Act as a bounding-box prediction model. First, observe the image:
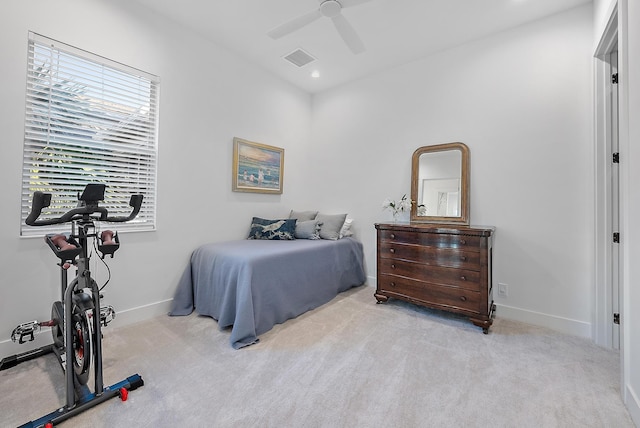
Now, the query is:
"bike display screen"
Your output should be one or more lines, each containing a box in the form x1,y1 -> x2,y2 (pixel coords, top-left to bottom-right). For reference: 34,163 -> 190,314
79,184 -> 106,203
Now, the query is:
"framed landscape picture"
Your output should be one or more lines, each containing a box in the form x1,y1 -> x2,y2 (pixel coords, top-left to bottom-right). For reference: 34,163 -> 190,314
232,137 -> 284,194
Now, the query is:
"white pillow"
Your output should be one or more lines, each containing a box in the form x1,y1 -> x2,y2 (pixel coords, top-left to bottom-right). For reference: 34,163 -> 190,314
339,217 -> 353,238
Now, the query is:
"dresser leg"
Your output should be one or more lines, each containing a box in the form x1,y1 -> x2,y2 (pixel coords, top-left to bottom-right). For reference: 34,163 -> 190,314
374,293 -> 388,303
470,318 -> 493,334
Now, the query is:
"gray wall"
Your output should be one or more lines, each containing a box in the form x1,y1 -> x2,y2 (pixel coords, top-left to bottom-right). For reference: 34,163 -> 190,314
0,0 -> 312,354
311,6 -> 594,336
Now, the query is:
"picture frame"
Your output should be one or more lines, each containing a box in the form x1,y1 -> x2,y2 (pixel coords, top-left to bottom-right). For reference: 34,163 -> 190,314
232,137 -> 284,194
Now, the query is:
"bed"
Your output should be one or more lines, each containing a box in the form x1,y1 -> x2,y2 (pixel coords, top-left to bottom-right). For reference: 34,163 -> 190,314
169,237 -> 366,349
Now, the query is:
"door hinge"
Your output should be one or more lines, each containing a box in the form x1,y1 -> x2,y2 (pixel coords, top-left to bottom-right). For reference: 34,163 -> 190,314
614,313 -> 620,325
612,73 -> 619,84
613,152 -> 620,163
613,232 -> 620,243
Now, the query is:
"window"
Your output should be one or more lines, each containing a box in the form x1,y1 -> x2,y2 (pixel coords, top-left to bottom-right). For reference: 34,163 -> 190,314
20,32 -> 159,237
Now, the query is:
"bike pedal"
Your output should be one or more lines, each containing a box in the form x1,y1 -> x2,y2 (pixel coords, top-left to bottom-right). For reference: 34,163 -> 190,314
100,305 -> 116,327
11,321 -> 41,344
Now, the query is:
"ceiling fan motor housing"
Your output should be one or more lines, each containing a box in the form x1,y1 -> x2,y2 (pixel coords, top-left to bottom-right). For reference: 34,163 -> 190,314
320,0 -> 342,18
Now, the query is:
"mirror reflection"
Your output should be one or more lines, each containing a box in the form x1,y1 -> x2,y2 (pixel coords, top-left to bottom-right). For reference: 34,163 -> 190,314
411,142 -> 469,225
418,150 -> 461,217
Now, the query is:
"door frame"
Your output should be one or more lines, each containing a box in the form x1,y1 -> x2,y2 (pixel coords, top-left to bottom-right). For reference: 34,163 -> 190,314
593,5 -> 619,349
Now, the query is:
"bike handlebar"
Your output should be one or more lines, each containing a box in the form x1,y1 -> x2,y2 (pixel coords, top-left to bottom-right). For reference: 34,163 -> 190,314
25,189 -> 144,227
104,194 -> 144,223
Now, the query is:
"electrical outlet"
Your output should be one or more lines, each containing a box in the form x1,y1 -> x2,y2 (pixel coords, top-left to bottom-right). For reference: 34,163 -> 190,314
498,283 -> 509,298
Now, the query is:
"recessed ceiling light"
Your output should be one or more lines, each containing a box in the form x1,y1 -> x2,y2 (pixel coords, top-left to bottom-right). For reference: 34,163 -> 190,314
311,70 -> 320,78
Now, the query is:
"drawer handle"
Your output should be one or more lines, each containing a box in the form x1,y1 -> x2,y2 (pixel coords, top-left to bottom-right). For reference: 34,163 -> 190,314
460,296 -> 467,302
460,239 -> 466,245
389,248 -> 396,254
460,256 -> 467,261
390,233 -> 396,239
391,264 -> 396,269
460,275 -> 467,281
390,282 -> 396,287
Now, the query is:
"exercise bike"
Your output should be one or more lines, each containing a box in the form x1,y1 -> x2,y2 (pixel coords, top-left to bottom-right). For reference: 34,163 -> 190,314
0,184 -> 144,428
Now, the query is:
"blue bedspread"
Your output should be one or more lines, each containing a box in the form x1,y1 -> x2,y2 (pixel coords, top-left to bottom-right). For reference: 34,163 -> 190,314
169,238 -> 366,349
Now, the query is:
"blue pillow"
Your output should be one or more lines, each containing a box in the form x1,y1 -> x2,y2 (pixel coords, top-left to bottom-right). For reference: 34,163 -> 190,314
247,217 -> 296,240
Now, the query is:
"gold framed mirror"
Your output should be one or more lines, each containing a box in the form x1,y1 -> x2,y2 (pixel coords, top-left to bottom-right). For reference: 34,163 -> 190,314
410,142 -> 470,225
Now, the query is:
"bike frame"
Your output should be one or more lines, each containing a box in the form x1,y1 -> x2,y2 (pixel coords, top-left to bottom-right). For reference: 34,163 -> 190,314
60,218 -> 104,408
1,184 -> 145,427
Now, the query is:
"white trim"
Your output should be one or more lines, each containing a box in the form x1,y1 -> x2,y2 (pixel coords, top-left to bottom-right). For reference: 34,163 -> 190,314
592,5 -> 619,349
495,304 -> 591,339
617,0 -> 638,424
29,32 -> 158,82
625,383 -> 640,426
366,277 -> 591,337
109,299 -> 173,327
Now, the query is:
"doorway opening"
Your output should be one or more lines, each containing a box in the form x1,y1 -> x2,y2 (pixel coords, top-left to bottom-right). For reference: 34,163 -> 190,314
593,7 -> 619,350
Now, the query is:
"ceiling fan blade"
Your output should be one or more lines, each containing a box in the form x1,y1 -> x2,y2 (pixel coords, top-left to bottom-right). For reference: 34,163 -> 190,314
331,14 -> 365,54
339,0 -> 374,9
267,9 -> 323,39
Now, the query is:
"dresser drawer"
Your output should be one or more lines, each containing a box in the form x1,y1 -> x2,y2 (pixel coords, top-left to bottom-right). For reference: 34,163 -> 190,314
379,229 -> 481,251
378,241 -> 480,270
377,274 -> 481,313
378,258 -> 480,291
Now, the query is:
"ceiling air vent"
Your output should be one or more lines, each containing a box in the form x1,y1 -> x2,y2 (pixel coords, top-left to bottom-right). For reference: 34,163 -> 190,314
283,49 -> 316,67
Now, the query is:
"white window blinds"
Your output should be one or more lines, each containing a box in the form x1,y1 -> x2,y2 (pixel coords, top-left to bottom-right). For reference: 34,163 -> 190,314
20,33 -> 159,237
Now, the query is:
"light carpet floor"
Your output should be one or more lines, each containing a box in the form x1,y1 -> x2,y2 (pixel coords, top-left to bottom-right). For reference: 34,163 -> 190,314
0,285 -> 635,427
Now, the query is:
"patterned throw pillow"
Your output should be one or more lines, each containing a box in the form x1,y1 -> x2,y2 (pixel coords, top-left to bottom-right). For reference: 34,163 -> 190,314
247,217 -> 296,240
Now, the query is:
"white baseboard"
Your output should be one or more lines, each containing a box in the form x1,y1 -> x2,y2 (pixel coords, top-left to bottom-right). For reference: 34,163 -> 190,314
110,299 -> 173,327
495,303 -> 591,339
367,276 -> 592,340
366,276 -> 591,339
626,383 -> 640,427
0,299 -> 172,363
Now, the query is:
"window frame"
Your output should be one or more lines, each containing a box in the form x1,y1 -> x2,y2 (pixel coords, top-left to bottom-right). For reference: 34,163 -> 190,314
20,32 -> 159,237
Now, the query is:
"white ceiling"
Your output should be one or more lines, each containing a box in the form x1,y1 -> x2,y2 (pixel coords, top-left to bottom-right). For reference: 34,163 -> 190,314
130,0 -> 591,94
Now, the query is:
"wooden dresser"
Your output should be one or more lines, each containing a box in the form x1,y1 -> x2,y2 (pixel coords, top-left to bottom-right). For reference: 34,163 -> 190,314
375,222 -> 495,333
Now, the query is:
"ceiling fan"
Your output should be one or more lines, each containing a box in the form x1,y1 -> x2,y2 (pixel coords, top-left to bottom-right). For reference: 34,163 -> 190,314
267,0 -> 373,55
